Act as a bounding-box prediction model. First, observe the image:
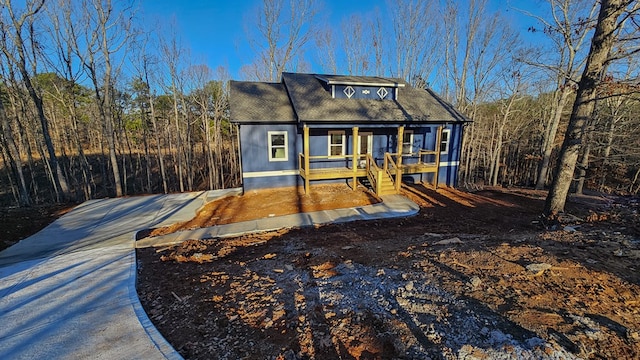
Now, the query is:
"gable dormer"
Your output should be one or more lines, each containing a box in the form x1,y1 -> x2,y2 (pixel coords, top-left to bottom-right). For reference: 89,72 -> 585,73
314,74 -> 405,101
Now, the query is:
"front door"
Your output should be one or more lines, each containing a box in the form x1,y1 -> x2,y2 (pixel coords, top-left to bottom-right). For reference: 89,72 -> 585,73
358,132 -> 373,167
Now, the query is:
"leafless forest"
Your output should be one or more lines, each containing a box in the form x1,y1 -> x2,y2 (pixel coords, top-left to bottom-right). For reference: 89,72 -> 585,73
1,0 -> 638,210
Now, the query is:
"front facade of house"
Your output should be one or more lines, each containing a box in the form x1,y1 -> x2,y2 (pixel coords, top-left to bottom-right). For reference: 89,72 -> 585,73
230,73 -> 470,196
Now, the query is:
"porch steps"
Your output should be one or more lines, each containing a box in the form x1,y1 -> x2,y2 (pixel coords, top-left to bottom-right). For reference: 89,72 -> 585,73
377,172 -> 398,196
362,172 -> 397,196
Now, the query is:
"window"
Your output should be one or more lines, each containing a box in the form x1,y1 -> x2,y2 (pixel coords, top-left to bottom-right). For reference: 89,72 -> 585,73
268,131 -> 288,162
440,129 -> 450,154
328,131 -> 346,157
402,130 -> 414,154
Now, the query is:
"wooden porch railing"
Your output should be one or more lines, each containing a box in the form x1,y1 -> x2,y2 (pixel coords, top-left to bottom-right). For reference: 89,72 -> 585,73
416,149 -> 439,164
384,152 -> 401,191
299,153 -> 360,172
365,153 -> 383,195
300,145 -> 441,194
299,153 -> 366,191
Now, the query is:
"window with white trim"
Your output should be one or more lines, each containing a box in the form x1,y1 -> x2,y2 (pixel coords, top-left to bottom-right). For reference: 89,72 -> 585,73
402,130 -> 414,154
268,131 -> 288,162
440,129 -> 451,154
328,131 -> 346,157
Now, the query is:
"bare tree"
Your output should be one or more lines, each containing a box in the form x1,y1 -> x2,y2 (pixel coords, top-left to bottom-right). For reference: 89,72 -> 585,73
544,0 -> 639,215
70,0 -> 137,197
159,31 -> 189,192
131,39 -> 169,194
0,0 -> 70,202
520,0 -> 599,190
315,8 -> 384,77
315,28 -> 338,74
0,85 -> 30,206
342,15 -> 371,75
243,0 -> 319,81
46,0 -> 95,200
488,68 -> 529,186
388,0 -> 440,85
187,64 -> 216,189
440,0 -> 521,186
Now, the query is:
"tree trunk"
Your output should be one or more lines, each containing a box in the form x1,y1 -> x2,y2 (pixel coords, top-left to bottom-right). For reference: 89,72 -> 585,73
150,98 -> 168,194
575,137 -> 591,195
0,97 -> 30,206
0,138 -> 21,204
535,87 -> 571,189
544,0 -> 628,216
630,166 -> 640,194
599,110 -> 617,191
103,85 -> 123,197
491,122 -> 504,187
172,91 -> 184,192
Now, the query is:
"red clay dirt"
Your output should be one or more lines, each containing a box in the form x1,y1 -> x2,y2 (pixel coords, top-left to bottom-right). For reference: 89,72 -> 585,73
136,184 -> 640,359
145,183 -> 380,237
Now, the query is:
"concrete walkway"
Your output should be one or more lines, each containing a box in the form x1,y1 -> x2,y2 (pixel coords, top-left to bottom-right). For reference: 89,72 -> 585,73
136,194 -> 420,248
0,189 -> 418,359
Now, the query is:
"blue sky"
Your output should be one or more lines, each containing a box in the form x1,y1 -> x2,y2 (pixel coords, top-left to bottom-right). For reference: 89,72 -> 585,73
139,0 -> 545,79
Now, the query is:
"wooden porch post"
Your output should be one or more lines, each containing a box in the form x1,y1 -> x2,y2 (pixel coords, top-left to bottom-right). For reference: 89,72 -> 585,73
434,126 -> 442,189
352,126 -> 359,190
395,125 -> 404,192
303,125 -> 310,194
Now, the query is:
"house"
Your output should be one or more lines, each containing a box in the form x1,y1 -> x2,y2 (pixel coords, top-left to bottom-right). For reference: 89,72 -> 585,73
230,72 -> 470,196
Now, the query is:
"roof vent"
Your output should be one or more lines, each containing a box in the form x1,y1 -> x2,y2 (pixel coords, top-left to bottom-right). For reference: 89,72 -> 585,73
343,86 -> 355,99
377,87 -> 389,99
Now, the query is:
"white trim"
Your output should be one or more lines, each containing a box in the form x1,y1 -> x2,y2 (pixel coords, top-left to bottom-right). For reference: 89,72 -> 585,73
242,163 -> 459,179
268,131 -> 288,162
440,129 -> 451,155
243,170 -> 298,178
314,74 -> 405,88
328,130 -> 346,157
439,161 -> 459,167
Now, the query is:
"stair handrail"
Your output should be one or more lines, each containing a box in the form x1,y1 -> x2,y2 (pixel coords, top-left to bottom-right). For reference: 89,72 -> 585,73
384,153 -> 397,171
384,152 -> 398,175
383,152 -> 399,190
366,153 -> 383,194
366,153 -> 381,172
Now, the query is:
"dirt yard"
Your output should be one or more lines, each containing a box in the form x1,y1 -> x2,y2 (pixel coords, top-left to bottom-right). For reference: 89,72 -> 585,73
136,184 -> 640,360
144,184 -> 380,237
0,204 -> 73,252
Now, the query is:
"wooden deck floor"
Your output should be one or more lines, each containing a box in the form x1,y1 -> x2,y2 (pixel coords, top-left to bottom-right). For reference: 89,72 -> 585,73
300,167 -> 367,180
301,163 -> 437,181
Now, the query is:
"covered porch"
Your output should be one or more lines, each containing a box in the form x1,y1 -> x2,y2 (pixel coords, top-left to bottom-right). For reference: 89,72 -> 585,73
299,125 -> 444,196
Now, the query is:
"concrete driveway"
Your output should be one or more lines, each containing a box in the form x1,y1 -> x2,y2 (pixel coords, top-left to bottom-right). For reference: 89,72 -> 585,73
0,188 -> 420,359
0,192 -> 208,360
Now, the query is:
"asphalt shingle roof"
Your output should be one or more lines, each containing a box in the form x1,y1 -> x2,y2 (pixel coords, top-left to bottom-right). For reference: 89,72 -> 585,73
229,81 -> 296,122
230,73 -> 469,124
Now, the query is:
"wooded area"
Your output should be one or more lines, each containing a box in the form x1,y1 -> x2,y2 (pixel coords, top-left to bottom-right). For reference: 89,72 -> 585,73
1,0 -> 638,211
